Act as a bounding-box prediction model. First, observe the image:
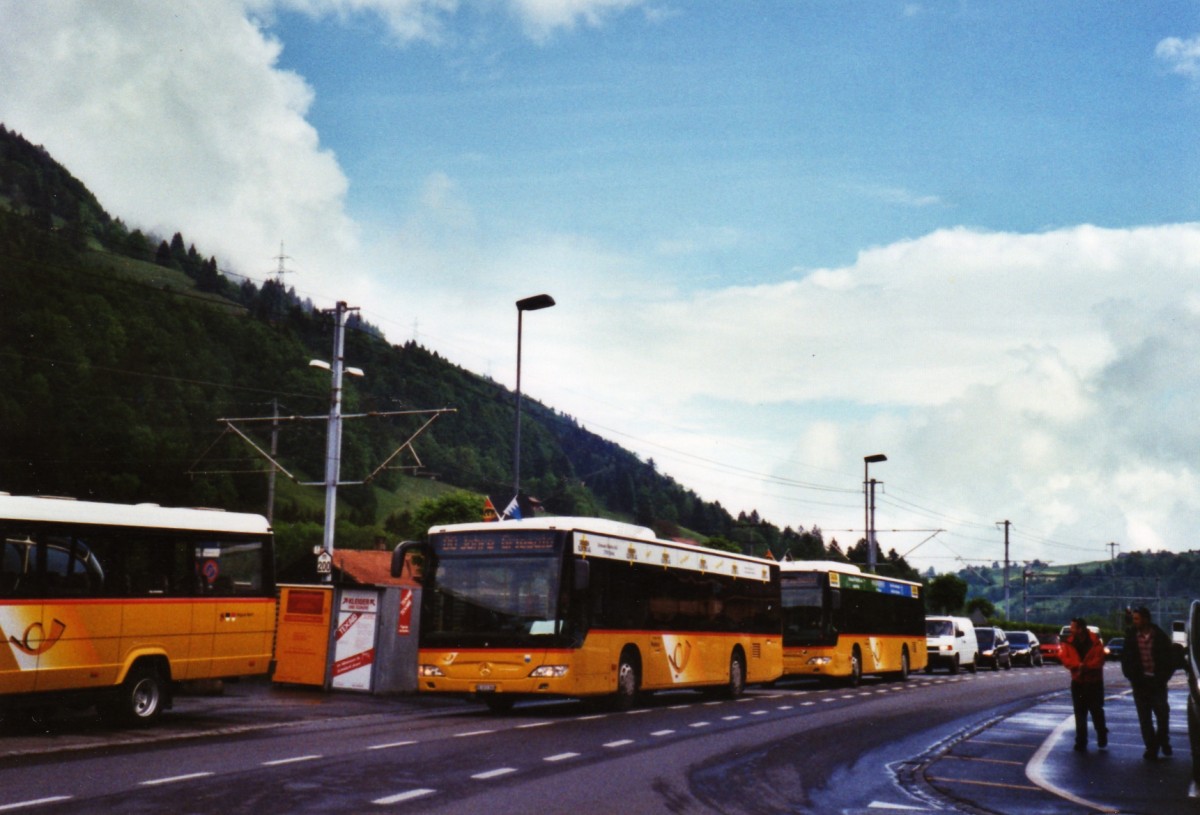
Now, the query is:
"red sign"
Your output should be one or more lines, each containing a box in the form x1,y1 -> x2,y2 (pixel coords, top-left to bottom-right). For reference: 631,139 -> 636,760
332,648 -> 375,677
397,588 -> 414,636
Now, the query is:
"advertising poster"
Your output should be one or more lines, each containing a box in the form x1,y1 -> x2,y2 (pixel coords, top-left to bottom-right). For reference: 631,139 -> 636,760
331,589 -> 378,691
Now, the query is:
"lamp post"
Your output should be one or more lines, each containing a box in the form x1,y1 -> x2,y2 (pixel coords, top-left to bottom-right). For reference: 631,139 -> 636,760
863,453 -> 887,573
312,301 -> 362,581
512,294 -> 555,503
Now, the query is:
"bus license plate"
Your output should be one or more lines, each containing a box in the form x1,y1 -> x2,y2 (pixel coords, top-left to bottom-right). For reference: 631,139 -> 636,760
476,684 -> 496,693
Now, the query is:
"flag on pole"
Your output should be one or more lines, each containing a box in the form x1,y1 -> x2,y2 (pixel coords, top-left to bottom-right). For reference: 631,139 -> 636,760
501,495 -> 522,520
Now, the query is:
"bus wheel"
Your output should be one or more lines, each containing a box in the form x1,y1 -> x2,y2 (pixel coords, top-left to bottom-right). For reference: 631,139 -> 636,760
847,647 -> 863,688
612,650 -> 640,711
895,649 -> 910,681
725,651 -> 746,699
104,663 -> 165,726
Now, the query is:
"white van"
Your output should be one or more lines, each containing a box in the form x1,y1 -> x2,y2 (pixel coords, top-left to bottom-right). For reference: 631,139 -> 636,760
925,615 -> 979,674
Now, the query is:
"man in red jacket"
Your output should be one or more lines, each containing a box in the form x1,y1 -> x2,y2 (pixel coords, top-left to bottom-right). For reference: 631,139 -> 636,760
1060,617 -> 1108,751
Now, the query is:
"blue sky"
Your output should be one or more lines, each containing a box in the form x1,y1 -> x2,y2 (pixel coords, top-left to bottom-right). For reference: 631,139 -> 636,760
275,3 -> 1199,274
3,1 -> 1200,583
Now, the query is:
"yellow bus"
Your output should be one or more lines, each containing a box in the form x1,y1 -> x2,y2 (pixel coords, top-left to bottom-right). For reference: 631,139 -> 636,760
780,560 -> 925,685
393,517 -> 782,711
0,494 -> 276,725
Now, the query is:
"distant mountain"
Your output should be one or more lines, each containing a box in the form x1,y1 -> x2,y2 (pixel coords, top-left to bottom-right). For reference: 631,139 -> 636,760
1,123 -> 853,571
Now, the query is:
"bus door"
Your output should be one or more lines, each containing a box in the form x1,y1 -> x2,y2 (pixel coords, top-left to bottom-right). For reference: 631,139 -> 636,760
192,540 -> 274,679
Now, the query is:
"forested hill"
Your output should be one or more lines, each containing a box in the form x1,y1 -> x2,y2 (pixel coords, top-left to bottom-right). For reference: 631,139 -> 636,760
0,123 -> 867,572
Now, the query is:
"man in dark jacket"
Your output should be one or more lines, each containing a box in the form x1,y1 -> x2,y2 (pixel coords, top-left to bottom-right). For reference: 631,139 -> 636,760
1121,605 -> 1176,760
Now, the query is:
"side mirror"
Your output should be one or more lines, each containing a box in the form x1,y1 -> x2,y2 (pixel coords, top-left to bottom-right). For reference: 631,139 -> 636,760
391,541 -> 427,583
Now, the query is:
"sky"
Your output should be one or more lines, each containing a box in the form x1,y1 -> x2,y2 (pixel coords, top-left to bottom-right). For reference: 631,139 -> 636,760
3,1 -> 1200,582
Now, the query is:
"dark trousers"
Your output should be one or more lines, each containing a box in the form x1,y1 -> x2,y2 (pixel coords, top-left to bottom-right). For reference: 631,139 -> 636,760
1071,681 -> 1106,745
1131,677 -> 1170,753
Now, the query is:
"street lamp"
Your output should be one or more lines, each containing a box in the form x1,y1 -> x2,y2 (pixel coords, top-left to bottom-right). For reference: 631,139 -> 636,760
512,294 -> 555,505
863,453 -> 887,573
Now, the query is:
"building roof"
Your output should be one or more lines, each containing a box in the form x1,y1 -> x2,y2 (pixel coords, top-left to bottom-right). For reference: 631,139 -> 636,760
332,549 -> 416,587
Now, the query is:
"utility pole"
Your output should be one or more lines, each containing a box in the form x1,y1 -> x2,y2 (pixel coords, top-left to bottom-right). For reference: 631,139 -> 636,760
266,398 -> 279,522
319,301 -> 357,582
1107,541 -> 1120,625
272,241 -> 293,283
996,520 -> 1011,620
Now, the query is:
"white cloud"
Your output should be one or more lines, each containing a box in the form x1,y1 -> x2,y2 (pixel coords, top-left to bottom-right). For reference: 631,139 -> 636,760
508,0 -> 644,41
1156,35 -> 1200,79
0,0 -> 361,304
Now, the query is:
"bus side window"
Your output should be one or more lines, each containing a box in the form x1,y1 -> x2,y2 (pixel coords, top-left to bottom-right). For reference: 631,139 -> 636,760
0,538 -> 35,597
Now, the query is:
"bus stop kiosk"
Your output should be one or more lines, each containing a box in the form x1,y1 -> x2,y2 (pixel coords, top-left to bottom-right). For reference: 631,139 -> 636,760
273,551 -> 421,694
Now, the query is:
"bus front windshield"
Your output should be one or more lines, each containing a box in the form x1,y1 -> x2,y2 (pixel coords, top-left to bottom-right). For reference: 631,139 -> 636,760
781,574 -> 829,644
423,531 -> 566,647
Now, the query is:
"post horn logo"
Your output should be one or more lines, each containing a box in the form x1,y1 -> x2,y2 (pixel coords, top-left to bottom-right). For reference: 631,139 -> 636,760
667,640 -> 692,674
10,619 -> 67,656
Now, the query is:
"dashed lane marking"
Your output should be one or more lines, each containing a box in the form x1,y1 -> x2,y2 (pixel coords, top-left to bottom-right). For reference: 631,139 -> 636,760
0,797 -> 74,812
262,754 -> 321,766
471,767 -> 517,780
368,740 -> 418,750
373,788 -> 436,805
140,772 -> 215,786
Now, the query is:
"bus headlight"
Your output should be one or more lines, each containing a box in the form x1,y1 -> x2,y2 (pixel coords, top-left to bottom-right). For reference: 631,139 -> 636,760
530,665 -> 569,678
806,656 -> 831,666
418,664 -> 445,677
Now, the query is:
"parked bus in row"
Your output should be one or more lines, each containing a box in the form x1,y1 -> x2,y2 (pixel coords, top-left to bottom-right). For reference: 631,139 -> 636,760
780,560 -> 926,685
392,517 -> 782,711
0,494 -> 276,725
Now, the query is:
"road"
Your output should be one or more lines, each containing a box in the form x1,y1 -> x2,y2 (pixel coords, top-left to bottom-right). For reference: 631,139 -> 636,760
0,663 -> 1186,814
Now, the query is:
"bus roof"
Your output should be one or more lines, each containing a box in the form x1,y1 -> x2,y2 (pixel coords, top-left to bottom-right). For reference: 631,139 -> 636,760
778,559 -> 922,588
429,515 -> 658,540
427,516 -> 777,567
0,494 -> 271,535
779,560 -> 864,574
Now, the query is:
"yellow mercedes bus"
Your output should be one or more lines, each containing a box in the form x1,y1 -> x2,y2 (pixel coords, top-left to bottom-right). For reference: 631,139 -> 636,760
0,494 -> 275,725
393,517 -> 782,711
780,560 -> 925,685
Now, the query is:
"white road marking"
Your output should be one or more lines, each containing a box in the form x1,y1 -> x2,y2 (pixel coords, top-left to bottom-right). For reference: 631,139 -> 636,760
368,740 -> 418,750
373,789 -> 436,805
689,721 -> 711,728
544,752 -> 580,762
651,729 -> 675,736
604,739 -> 634,748
867,801 -> 930,810
0,797 -> 73,811
455,729 -> 495,738
517,721 -> 552,729
1025,713 -> 1119,814
140,772 -> 215,786
262,754 -> 321,766
472,767 -> 517,780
